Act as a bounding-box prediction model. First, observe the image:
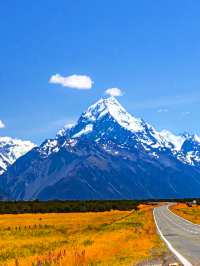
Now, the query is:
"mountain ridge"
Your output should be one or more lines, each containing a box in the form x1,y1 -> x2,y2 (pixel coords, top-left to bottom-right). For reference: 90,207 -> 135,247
56,97 -> 200,167
2,136 -> 200,200
0,137 -> 37,174
1,96 -> 200,201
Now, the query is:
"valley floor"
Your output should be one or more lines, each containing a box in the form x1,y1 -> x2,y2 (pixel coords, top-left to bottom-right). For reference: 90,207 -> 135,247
0,204 -> 166,266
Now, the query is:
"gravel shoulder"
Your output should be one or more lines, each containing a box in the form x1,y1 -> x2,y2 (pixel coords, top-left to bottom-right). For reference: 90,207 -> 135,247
129,250 -> 183,266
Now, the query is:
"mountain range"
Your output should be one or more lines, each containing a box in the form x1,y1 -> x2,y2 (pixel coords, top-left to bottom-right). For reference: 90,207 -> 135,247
1,96 -> 200,200
0,137 -> 36,174
56,97 -> 200,166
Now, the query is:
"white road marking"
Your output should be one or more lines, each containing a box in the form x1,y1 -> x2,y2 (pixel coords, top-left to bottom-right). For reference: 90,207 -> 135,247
160,209 -> 198,234
167,206 -> 200,227
153,208 -> 193,266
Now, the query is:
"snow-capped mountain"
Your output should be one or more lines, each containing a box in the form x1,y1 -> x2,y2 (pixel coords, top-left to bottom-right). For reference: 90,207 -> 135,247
176,134 -> 200,166
2,136 -> 200,201
56,124 -> 75,139
0,137 -> 37,174
56,96 -> 200,166
2,96 -> 200,201
160,130 -> 190,151
56,97 -> 167,151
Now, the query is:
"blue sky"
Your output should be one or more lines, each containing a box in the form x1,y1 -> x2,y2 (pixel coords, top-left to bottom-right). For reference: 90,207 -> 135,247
1,0 -> 200,144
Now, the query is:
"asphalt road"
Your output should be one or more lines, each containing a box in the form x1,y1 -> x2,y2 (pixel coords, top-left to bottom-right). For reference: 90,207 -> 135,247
154,203 -> 200,266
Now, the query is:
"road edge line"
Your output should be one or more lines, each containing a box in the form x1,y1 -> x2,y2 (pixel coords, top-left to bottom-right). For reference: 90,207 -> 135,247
167,206 -> 200,227
153,208 -> 193,266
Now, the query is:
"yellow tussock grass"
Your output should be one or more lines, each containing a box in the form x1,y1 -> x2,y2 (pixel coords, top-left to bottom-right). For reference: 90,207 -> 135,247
0,204 -> 165,266
169,203 -> 200,225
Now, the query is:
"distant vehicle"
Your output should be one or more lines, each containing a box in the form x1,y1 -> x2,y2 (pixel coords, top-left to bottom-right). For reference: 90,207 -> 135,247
186,201 -> 195,207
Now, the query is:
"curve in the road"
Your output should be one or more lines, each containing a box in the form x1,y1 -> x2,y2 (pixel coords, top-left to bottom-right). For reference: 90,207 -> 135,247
153,208 -> 192,266
168,206 -> 200,228
161,209 -> 198,234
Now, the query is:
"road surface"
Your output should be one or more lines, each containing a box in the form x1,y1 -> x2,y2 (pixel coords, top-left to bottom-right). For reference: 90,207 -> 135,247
154,203 -> 200,266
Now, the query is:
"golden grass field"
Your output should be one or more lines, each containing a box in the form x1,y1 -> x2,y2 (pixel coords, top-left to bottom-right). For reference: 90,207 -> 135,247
0,204 -> 165,266
169,203 -> 200,225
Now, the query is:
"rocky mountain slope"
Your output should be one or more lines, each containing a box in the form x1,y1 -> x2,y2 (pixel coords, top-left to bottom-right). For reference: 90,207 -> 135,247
0,137 -> 36,174
0,187 -> 14,201
56,97 -> 167,149
159,130 -> 190,151
1,136 -> 200,201
1,97 -> 200,200
57,97 -> 200,166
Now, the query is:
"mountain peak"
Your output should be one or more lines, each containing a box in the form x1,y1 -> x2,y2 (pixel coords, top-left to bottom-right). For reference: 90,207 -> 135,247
192,134 -> 200,143
0,136 -> 37,174
56,97 -> 166,148
179,132 -> 190,138
79,97 -> 125,123
80,97 -> 147,133
56,124 -> 75,139
90,96 -> 120,110
104,96 -> 118,103
56,97 -> 124,139
160,130 -> 189,151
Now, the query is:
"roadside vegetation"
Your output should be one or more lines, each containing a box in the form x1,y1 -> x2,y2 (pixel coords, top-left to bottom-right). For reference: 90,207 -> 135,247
0,204 -> 165,266
169,203 -> 200,225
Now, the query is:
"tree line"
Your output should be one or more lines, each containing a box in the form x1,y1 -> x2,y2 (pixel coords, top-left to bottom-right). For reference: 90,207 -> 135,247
143,198 -> 200,204
0,199 -> 140,214
0,197 -> 199,214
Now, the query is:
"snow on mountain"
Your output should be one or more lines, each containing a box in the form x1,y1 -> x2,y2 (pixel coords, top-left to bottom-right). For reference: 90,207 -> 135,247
82,96 -> 143,131
193,134 -> 200,143
54,96 -> 200,167
70,96 -> 153,135
158,130 -> 200,166
2,135 -> 200,201
56,97 -> 167,150
0,137 -> 37,174
2,96 -> 200,200
2,97 -> 200,200
160,130 -> 190,151
56,124 -> 75,138
177,134 -> 200,166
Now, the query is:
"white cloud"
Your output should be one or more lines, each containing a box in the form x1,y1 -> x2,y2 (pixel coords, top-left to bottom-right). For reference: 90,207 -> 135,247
0,120 -> 5,128
104,88 -> 123,97
49,74 -> 94,89
157,109 -> 169,113
183,112 -> 189,115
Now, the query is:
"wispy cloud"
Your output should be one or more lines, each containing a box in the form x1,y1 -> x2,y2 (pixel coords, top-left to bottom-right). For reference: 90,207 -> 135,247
104,88 -> 123,97
126,93 -> 200,110
157,109 -> 169,113
49,74 -> 94,89
0,120 -> 5,128
183,112 -> 189,115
